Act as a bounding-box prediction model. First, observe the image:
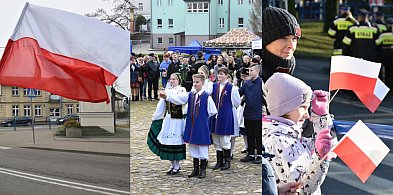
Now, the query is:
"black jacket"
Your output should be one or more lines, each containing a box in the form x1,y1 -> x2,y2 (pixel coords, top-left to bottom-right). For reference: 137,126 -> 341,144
342,21 -> 379,62
167,60 -> 181,77
145,61 -> 159,78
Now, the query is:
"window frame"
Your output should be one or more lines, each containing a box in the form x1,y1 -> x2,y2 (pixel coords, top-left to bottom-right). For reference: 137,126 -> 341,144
157,19 -> 163,28
219,18 -> 225,28
238,17 -> 244,27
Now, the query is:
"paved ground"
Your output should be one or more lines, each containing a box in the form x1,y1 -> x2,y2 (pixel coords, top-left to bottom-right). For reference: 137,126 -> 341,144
130,100 -> 262,194
0,127 -> 129,156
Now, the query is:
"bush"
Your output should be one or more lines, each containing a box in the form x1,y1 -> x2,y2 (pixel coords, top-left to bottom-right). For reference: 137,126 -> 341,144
64,119 -> 81,128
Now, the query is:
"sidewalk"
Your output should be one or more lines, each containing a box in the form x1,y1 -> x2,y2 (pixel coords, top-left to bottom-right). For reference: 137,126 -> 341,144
0,128 -> 130,157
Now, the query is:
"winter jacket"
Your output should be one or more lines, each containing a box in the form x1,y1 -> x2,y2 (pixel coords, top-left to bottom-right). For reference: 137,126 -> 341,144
145,61 -> 159,78
342,21 -> 379,62
262,113 -> 337,195
167,60 -> 181,78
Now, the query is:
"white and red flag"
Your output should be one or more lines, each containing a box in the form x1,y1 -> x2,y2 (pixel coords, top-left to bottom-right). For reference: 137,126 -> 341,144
0,3 -> 129,103
333,120 -> 390,183
329,56 -> 389,112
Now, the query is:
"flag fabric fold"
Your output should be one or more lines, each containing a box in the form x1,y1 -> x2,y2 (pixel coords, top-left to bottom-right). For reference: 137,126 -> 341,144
333,120 -> 390,183
0,3 -> 130,103
329,56 -> 390,112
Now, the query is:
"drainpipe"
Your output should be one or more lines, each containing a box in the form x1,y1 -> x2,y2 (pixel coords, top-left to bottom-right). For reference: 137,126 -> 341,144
228,0 -> 231,32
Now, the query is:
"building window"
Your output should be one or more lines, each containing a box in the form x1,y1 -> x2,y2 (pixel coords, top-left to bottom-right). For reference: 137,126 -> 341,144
157,0 -> 162,6
187,2 -> 209,13
157,37 -> 163,44
168,19 -> 173,28
77,104 -> 79,113
168,0 -> 172,6
35,105 -> 42,116
169,37 -> 174,44
23,88 -> 41,96
12,105 -> 19,117
24,105 -> 31,116
238,18 -> 244,27
67,104 -> 73,115
249,0 -> 254,4
138,3 -> 143,10
218,0 -> 223,5
157,19 -> 162,28
219,18 -> 224,28
50,108 -> 60,117
238,0 -> 243,4
11,87 -> 19,96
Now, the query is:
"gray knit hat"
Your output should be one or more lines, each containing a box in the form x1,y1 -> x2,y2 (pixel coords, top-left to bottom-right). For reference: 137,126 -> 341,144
264,73 -> 312,117
262,7 -> 301,48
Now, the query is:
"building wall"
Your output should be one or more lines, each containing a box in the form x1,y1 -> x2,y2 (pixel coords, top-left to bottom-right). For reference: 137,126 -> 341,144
134,0 -> 151,19
151,33 -> 176,49
230,0 -> 253,29
0,86 -> 79,120
151,0 -> 255,49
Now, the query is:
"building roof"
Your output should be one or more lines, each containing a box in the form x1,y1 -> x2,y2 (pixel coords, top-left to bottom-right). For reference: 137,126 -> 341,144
203,28 -> 261,48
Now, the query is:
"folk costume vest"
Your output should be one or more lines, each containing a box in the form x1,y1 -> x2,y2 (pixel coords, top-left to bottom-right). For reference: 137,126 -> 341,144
209,82 -> 234,135
183,91 -> 211,145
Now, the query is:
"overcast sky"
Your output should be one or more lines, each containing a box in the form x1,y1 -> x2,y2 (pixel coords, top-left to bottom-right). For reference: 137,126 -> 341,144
0,0 -> 114,57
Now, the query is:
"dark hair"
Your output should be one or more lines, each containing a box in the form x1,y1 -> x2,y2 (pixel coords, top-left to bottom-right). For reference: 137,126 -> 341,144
217,67 -> 230,75
197,51 -> 203,57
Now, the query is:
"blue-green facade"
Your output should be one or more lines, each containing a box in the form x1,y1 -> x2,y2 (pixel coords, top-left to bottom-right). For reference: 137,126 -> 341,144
151,0 -> 255,49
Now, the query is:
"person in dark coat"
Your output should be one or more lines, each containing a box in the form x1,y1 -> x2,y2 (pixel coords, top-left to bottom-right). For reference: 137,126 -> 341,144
130,56 -> 140,101
145,55 -> 160,100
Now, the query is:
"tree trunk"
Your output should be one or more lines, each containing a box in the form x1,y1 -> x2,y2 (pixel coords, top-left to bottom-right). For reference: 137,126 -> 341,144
324,0 -> 338,32
287,0 -> 296,19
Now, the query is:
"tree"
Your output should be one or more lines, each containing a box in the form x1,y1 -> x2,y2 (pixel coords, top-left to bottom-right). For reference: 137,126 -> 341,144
324,0 -> 338,32
249,0 -> 262,37
135,14 -> 147,32
86,0 -> 131,30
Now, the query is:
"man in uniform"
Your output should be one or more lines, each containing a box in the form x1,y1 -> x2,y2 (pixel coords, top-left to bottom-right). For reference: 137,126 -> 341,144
342,9 -> 379,62
376,18 -> 393,89
374,12 -> 388,34
328,4 -> 357,56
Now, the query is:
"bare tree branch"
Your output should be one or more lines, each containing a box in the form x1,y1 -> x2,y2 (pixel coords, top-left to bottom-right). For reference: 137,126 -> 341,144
86,0 -> 131,31
249,0 -> 262,37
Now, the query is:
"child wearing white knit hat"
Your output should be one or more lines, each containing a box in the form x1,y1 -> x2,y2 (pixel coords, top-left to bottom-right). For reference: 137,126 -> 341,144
262,73 -> 337,195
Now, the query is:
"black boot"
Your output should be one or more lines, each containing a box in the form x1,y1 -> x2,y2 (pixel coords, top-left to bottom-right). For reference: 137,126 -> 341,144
188,158 -> 199,177
135,95 -> 139,101
131,96 -> 135,101
221,149 -> 231,170
212,150 -> 223,170
198,159 -> 207,178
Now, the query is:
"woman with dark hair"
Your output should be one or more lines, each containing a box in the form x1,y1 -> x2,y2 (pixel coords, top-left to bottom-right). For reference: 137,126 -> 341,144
206,54 -> 217,70
189,55 -> 196,67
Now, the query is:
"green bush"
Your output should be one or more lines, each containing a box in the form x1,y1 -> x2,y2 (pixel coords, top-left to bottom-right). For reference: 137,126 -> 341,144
64,119 -> 81,128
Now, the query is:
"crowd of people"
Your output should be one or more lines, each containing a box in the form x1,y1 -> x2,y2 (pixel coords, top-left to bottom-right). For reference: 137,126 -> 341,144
130,49 -> 261,102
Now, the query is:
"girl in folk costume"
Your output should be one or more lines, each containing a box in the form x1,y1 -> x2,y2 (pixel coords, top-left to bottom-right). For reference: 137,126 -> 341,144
192,65 -> 213,95
147,73 -> 188,175
263,73 -> 337,195
162,74 -> 217,178
209,67 -> 240,170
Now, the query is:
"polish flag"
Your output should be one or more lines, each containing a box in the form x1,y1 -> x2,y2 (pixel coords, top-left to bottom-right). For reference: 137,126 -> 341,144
329,56 -> 389,112
0,3 -> 129,103
333,120 -> 390,183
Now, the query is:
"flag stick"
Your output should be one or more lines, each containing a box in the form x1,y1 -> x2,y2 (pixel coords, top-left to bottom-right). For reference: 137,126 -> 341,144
329,89 -> 340,104
301,132 -> 348,184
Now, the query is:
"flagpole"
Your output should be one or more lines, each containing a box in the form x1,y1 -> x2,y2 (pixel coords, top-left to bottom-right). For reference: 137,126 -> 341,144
301,132 -> 349,184
329,89 -> 340,104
